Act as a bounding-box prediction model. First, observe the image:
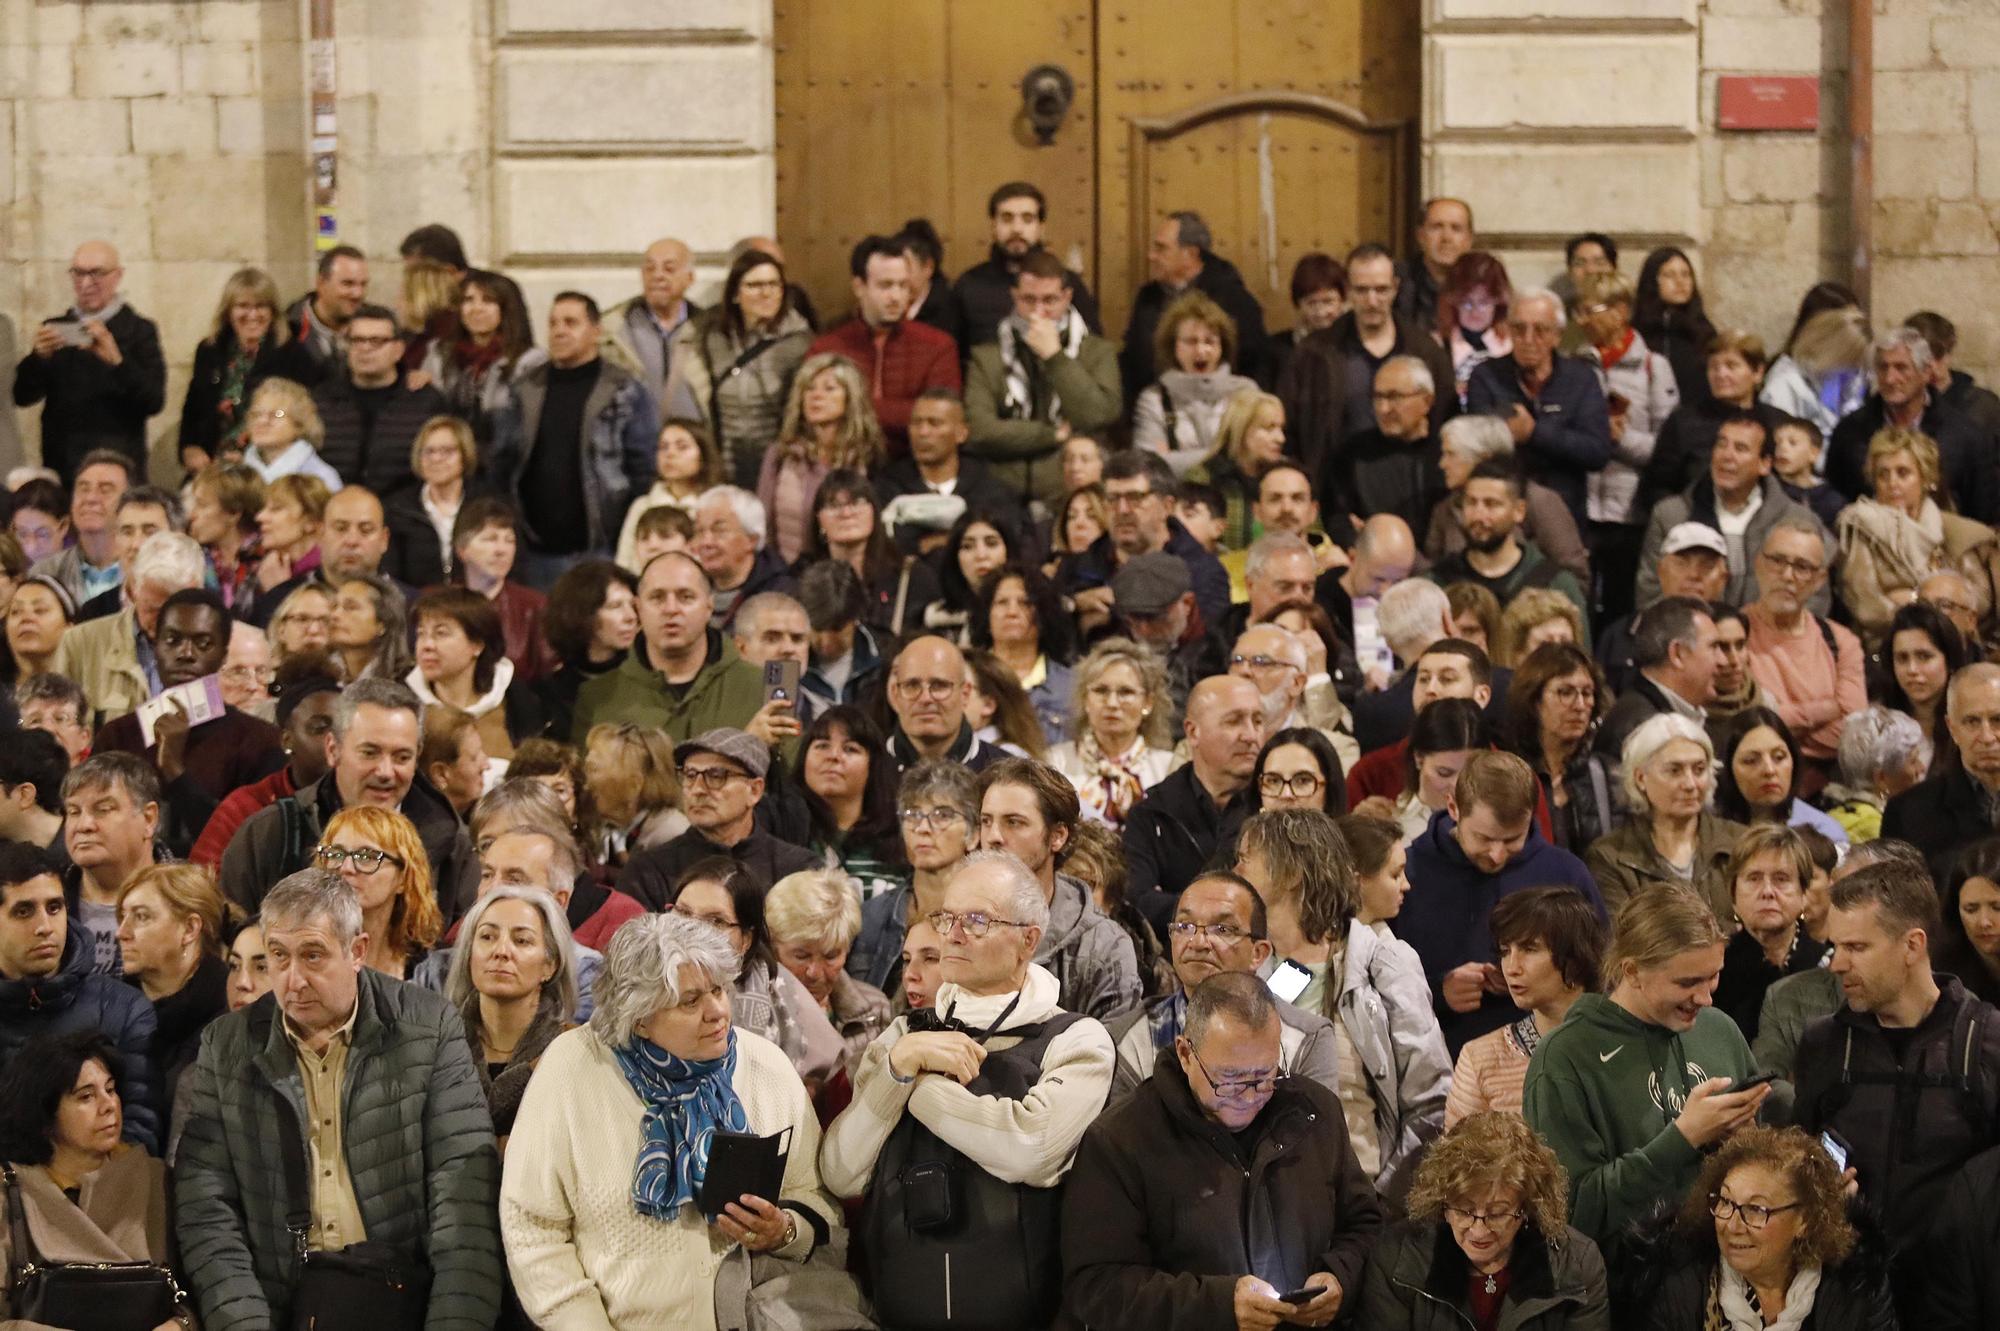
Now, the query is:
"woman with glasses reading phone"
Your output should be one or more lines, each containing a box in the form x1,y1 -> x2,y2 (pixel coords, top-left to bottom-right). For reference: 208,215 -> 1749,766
1359,1111 -> 1609,1331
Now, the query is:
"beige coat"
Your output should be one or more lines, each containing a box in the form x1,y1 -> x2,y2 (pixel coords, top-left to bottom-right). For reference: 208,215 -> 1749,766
1836,497 -> 1999,645
0,1147 -> 190,1329
48,606 -> 148,727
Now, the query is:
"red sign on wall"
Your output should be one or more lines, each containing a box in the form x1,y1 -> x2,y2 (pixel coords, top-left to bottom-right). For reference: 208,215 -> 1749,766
1718,75 -> 1821,131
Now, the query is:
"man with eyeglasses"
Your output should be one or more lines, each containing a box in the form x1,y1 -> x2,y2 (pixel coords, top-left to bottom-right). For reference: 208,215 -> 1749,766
1278,243 -> 1456,505
1124,675 -> 1265,932
14,240 -> 165,484
1229,623 -> 1326,748
1919,570 -> 1987,656
1464,287 -> 1611,528
1064,971 -> 1383,1331
808,235 -> 960,457
93,589 -> 284,856
883,635 -> 1005,778
1744,516 -> 1864,779
1328,356 -> 1448,538
1059,448 -> 1230,637
975,758 -> 1140,1020
309,302 -> 449,498
690,486 -> 797,631
620,728 -> 817,912
964,252 -> 1121,502
1105,871 -> 1339,1097
222,677 -> 480,921
821,850 -> 1115,1331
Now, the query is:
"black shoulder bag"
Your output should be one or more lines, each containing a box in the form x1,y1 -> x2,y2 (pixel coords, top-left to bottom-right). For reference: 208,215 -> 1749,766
276,1104 -> 432,1331
1,1162 -> 183,1331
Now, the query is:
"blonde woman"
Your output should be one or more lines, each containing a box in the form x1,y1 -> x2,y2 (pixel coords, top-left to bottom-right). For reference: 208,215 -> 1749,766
1360,1112 -> 1609,1329
1761,305 -> 1870,437
1496,586 -> 1588,668
764,868 -> 894,1070
1835,425 -> 2000,644
757,352 -> 886,563
241,376 -> 342,491
181,265 -> 292,470
1189,389 -> 1288,549
116,862 -> 228,1128
316,804 -> 444,980
583,722 -> 687,864
1045,638 -> 1183,829
266,581 -> 334,664
1133,291 -> 1256,476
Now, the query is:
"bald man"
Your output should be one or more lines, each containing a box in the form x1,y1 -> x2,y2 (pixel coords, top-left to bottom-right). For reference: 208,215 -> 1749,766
15,241 -> 166,484
604,237 -> 700,402
1124,675 -> 1266,930
885,634 -> 1006,776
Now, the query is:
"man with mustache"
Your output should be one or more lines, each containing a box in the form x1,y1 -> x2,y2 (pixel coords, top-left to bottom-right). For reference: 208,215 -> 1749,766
221,676 -> 479,921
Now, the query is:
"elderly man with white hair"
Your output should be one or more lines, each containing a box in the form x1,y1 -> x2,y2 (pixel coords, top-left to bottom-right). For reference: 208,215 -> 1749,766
1823,705 -> 1934,843
1352,577 -> 1513,753
50,528 -> 205,723
820,849 -> 1115,1331
1464,286 -> 1613,528
1425,412 -> 1591,578
503,910 -> 854,1330
1828,324 -> 1999,521
691,483 -> 797,630
1228,622 -> 1358,769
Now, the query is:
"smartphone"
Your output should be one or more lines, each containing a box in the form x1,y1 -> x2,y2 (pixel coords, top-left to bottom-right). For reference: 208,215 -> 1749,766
761,658 -> 801,708
1726,1072 -> 1778,1094
41,318 -> 90,349
1266,959 -> 1313,1005
1819,1128 -> 1850,1173
1277,1288 -> 1318,1305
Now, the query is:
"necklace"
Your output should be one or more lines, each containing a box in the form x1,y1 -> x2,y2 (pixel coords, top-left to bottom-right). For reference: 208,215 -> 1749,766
1484,1273 -> 1498,1295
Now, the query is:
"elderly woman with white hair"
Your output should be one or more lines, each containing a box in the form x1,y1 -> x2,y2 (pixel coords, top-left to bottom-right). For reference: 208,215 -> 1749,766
765,868 -> 894,1069
1424,413 -> 1590,579
1583,713 -> 1748,920
1822,705 -> 1932,844
501,911 -> 854,1331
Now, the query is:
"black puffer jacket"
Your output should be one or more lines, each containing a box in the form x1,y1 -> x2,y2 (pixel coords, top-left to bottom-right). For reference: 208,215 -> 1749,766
1358,1218 -> 1610,1331
0,925 -> 158,1151
1624,1203 -> 1898,1331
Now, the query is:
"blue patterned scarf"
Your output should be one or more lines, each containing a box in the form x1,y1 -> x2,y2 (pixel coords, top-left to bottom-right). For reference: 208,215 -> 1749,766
613,1029 -> 750,1220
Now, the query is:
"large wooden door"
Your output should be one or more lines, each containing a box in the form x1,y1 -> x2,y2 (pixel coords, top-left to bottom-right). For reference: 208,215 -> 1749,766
773,1 -> 1418,338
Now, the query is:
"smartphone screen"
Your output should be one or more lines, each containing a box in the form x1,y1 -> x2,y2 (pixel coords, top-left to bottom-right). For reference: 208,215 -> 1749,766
1819,1130 -> 1848,1173
1266,960 -> 1312,1004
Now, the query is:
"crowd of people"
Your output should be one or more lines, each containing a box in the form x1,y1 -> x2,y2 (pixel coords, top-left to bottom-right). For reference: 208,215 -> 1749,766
0,192 -> 1997,1330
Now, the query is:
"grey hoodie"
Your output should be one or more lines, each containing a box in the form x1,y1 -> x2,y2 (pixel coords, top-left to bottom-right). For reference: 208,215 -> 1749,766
1035,873 -> 1143,1022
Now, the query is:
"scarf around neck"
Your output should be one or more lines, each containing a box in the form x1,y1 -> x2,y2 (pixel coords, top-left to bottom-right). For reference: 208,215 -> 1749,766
613,1028 -> 750,1220
998,313 -> 1087,420
1711,1260 -> 1820,1331
1077,729 -> 1149,827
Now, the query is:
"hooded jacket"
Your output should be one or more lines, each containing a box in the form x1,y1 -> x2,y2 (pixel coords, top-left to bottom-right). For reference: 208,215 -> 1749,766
218,769 -> 481,922
1401,811 -> 1606,1054
569,629 -> 765,745
1330,919 -> 1454,1193
1034,872 -> 1144,1023
1359,1217 -> 1610,1331
0,923 -> 158,1151
1521,994 -> 1755,1254
1060,1053 -> 1385,1331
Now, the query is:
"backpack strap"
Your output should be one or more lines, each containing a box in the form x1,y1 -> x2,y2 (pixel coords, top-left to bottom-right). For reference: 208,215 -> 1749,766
277,796 -> 306,878
2,1162 -> 40,1279
1812,614 -> 1837,658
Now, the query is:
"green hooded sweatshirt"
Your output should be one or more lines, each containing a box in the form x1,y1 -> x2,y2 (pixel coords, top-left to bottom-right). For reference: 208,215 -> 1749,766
1522,993 -> 1755,1253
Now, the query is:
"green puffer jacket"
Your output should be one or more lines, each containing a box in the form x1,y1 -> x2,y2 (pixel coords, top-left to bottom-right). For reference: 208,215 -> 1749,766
173,970 -> 502,1331
569,629 -> 765,745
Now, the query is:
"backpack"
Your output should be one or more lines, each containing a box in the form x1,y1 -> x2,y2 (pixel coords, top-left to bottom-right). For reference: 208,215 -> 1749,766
274,795 -> 319,880
860,1009 -> 1097,1331
1824,997 -> 1997,1148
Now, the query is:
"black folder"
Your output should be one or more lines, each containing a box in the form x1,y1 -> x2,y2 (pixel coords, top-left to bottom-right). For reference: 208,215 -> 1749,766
697,1127 -> 792,1219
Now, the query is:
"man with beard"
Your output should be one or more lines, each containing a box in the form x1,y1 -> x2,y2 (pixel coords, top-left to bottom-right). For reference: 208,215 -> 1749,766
1124,676 -> 1265,932
952,181 -> 1101,348
1702,604 -> 1769,747
1427,459 -> 1589,625
809,235 -> 961,456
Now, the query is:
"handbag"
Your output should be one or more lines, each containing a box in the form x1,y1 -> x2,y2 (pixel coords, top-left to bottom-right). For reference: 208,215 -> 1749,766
276,1105 -> 432,1331
1,1162 -> 182,1331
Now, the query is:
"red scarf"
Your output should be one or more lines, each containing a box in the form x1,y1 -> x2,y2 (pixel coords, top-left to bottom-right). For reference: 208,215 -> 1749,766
1597,328 -> 1636,372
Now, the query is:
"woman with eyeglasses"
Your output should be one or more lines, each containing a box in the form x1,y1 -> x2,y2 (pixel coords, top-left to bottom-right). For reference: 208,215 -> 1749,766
315,805 -> 444,981
1504,643 -> 1613,855
847,761 -> 979,994
1248,727 -> 1347,817
1359,1111 -> 1609,1331
1634,1126 -> 1893,1331
665,857 -> 844,1089
1047,638 -> 1182,829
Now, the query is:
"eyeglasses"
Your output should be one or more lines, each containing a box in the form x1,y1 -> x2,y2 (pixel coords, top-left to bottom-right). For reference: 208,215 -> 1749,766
1443,1205 -> 1528,1231
247,408 -> 288,423
1758,552 -> 1821,579
1165,920 -> 1255,945
312,845 -> 404,874
1925,595 -> 1975,618
1230,653 -> 1299,675
926,909 -> 1029,940
672,904 -> 741,933
68,267 -> 116,281
679,765 -> 750,790
1104,489 -> 1156,510
1507,321 -> 1561,338
221,664 -> 271,684
1548,684 -> 1596,706
892,677 -> 960,701
1371,389 -> 1428,402
1708,1195 -> 1802,1230
346,335 -> 399,349
1184,1042 -> 1279,1100
899,807 -> 967,829
1258,771 -> 1323,798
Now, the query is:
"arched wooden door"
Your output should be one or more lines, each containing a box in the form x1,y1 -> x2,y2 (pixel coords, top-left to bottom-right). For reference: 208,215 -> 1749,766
774,0 -> 1419,337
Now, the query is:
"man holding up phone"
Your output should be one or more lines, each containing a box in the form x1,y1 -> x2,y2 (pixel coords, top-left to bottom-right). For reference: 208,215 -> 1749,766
14,240 -> 166,484
1063,971 -> 1383,1330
